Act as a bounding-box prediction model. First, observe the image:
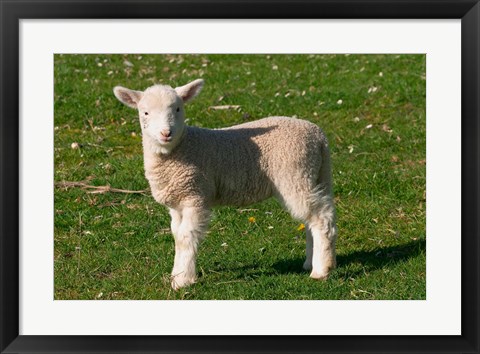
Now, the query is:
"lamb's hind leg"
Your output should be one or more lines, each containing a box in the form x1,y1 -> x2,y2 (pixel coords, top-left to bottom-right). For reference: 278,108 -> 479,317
274,184 -> 335,277
170,206 -> 210,290
303,225 -> 313,271
307,202 -> 337,280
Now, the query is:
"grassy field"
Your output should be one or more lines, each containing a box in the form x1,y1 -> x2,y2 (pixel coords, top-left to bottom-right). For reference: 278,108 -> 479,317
54,54 -> 426,300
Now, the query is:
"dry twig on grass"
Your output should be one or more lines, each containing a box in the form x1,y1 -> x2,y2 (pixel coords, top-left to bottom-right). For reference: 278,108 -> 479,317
55,180 -> 148,195
208,105 -> 241,111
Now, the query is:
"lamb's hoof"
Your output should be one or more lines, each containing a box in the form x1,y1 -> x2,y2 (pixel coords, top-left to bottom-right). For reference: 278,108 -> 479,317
310,258 -> 336,280
310,270 -> 330,280
171,274 -> 196,290
303,261 -> 312,271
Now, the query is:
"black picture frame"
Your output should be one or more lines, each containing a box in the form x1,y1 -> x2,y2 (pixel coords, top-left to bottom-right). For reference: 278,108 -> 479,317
1,1 -> 479,353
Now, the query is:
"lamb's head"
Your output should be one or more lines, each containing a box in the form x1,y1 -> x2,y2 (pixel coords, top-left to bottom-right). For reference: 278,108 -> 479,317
113,79 -> 204,154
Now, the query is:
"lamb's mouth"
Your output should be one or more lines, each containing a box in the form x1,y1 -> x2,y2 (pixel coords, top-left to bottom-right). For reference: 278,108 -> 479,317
159,137 -> 173,144
158,129 -> 175,144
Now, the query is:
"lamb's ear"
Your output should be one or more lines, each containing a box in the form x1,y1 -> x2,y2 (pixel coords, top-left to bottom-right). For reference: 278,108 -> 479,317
175,79 -> 204,103
113,86 -> 143,109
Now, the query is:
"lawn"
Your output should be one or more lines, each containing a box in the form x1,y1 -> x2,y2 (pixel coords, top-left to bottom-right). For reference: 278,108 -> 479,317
54,54 -> 426,300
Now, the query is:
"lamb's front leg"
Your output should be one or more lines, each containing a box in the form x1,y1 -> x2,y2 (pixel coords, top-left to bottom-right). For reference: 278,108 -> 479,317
169,208 -> 182,237
170,206 -> 210,290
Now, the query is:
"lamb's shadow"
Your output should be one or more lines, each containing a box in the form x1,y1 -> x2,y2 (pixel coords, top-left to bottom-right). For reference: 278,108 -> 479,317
217,239 -> 426,279
272,239 -> 426,277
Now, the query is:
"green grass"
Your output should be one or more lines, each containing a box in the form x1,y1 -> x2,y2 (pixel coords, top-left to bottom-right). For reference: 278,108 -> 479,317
54,54 -> 426,300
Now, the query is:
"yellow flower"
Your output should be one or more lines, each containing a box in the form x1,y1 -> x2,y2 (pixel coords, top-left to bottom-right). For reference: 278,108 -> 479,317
248,216 -> 256,223
297,223 -> 305,231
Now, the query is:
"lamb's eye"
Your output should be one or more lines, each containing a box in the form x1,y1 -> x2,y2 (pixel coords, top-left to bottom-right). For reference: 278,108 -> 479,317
176,107 -> 180,112
144,112 -> 149,116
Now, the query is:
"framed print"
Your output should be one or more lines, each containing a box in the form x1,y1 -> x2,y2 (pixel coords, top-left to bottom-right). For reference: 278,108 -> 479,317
1,0 -> 479,353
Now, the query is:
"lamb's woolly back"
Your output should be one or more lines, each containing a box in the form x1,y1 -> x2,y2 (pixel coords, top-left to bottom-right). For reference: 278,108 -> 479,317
143,116 -> 329,214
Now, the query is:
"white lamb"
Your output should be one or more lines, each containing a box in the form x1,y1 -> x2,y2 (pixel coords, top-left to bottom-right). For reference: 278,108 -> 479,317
113,79 -> 337,290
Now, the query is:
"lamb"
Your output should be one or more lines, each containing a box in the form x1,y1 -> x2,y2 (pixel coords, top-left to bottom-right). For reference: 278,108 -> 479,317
113,79 -> 337,290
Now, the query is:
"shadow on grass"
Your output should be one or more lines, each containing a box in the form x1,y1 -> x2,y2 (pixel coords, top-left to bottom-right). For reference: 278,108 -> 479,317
271,239 -> 426,277
208,239 -> 425,280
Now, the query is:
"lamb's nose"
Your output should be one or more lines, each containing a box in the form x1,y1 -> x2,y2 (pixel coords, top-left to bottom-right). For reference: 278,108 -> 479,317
160,129 -> 171,138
